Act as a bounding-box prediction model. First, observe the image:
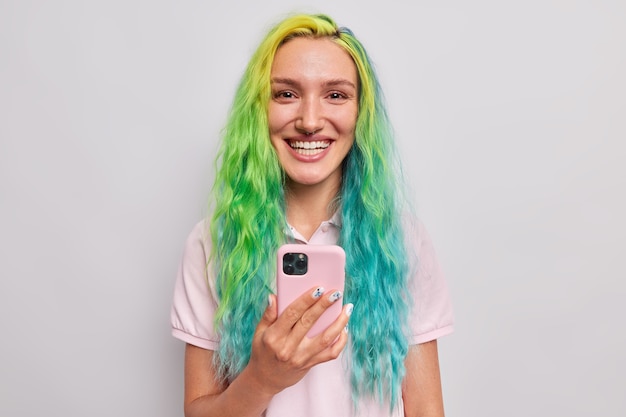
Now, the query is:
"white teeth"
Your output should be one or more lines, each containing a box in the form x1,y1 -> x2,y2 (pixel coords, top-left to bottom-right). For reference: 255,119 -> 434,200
289,140 -> 330,150
296,148 -> 323,156
287,140 -> 331,156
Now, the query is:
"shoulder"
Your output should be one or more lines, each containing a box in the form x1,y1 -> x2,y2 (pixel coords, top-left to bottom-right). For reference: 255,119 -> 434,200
400,212 -> 437,258
171,218 -> 221,350
401,213 -> 455,343
181,218 -> 212,263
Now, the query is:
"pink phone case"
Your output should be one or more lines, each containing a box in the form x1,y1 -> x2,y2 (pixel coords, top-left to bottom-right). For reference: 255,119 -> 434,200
276,244 -> 346,338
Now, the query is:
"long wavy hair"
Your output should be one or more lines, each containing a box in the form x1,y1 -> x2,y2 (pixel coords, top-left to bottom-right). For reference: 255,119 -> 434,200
209,13 -> 411,407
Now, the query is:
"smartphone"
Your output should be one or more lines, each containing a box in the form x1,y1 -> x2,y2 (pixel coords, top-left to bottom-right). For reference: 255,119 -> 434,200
276,244 -> 346,338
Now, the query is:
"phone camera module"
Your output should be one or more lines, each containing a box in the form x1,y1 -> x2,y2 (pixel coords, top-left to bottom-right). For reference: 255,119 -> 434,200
283,252 -> 308,275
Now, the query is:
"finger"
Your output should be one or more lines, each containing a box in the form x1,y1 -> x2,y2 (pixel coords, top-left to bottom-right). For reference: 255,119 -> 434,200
289,289 -> 344,340
303,304 -> 353,365
255,294 -> 278,335
270,302 -> 351,371
274,286 -> 326,332
311,302 -> 353,349
304,325 -> 349,367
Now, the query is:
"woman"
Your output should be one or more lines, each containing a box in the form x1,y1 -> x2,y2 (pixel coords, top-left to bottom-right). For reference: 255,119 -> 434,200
171,13 -> 454,417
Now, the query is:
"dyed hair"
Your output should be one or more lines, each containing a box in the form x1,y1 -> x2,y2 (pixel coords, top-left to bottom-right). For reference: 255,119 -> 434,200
210,13 -> 411,407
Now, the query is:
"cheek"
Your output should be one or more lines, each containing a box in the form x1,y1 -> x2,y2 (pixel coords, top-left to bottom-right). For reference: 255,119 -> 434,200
267,103 -> 281,133
267,110 -> 280,146
339,109 -> 358,134
267,103 -> 292,133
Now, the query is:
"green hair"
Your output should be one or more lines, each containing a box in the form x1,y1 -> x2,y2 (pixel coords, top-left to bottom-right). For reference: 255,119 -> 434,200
210,13 -> 411,408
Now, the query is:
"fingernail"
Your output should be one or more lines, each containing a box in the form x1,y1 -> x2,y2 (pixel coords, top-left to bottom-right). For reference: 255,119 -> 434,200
312,287 -> 325,299
345,303 -> 354,317
328,291 -> 342,303
267,294 -> 273,307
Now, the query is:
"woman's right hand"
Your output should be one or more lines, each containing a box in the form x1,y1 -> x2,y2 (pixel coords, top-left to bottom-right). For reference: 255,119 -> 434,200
242,287 -> 353,396
183,288 -> 352,417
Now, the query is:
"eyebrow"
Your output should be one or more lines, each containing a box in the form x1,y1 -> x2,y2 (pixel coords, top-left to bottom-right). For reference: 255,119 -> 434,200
271,77 -> 357,90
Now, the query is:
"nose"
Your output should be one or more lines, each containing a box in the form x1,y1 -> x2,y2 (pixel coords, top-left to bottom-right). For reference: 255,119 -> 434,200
295,97 -> 324,134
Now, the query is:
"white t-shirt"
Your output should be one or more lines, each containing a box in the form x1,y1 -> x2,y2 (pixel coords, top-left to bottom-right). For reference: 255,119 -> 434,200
171,214 -> 454,416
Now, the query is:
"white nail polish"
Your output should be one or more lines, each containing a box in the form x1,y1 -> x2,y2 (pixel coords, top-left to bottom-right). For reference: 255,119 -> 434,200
312,287 -> 325,299
328,291 -> 342,302
345,303 -> 354,317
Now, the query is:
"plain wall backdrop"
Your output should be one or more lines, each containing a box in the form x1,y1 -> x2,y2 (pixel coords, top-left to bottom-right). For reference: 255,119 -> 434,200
1,1 -> 624,416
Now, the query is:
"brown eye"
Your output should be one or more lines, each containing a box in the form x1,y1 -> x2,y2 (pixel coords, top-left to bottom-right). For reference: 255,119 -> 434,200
273,90 -> 297,101
327,91 -> 349,103
279,91 -> 293,98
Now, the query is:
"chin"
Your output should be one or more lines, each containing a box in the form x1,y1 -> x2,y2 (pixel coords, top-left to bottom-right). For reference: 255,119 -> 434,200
287,172 -> 328,186
285,165 -> 342,188
289,177 -> 324,186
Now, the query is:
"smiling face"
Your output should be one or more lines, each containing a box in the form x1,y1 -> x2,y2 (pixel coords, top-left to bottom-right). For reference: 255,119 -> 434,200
268,37 -> 358,191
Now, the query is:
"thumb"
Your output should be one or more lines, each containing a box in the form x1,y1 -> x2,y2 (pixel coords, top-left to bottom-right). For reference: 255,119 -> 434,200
253,294 -> 278,343
260,294 -> 278,326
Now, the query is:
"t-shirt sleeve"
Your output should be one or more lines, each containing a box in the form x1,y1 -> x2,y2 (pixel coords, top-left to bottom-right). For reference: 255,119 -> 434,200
170,220 -> 220,350
406,220 -> 455,345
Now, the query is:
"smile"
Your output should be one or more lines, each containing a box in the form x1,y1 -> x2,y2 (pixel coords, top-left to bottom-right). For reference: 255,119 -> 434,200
287,140 -> 331,156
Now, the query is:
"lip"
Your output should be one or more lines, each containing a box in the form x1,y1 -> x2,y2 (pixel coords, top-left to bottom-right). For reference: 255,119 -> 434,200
285,136 -> 333,162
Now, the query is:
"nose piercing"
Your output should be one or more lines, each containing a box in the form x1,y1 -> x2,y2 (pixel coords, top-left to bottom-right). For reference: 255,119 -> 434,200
305,128 -> 320,136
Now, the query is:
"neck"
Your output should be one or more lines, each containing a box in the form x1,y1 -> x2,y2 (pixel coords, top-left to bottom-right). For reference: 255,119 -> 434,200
285,179 -> 340,240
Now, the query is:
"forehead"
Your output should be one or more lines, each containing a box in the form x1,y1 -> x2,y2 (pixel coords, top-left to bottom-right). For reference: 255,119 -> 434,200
271,37 -> 357,83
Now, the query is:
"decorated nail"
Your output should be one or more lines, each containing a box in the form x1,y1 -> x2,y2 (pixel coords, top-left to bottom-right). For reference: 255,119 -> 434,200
345,303 -> 354,317
328,291 -> 343,303
312,287 -> 325,299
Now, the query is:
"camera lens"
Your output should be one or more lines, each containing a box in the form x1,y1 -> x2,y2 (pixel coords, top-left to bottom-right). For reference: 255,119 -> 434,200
295,259 -> 306,270
284,253 -> 295,263
284,264 -> 295,274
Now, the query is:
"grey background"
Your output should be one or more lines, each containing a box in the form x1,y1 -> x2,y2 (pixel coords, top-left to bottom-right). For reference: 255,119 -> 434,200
1,1 -> 624,416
